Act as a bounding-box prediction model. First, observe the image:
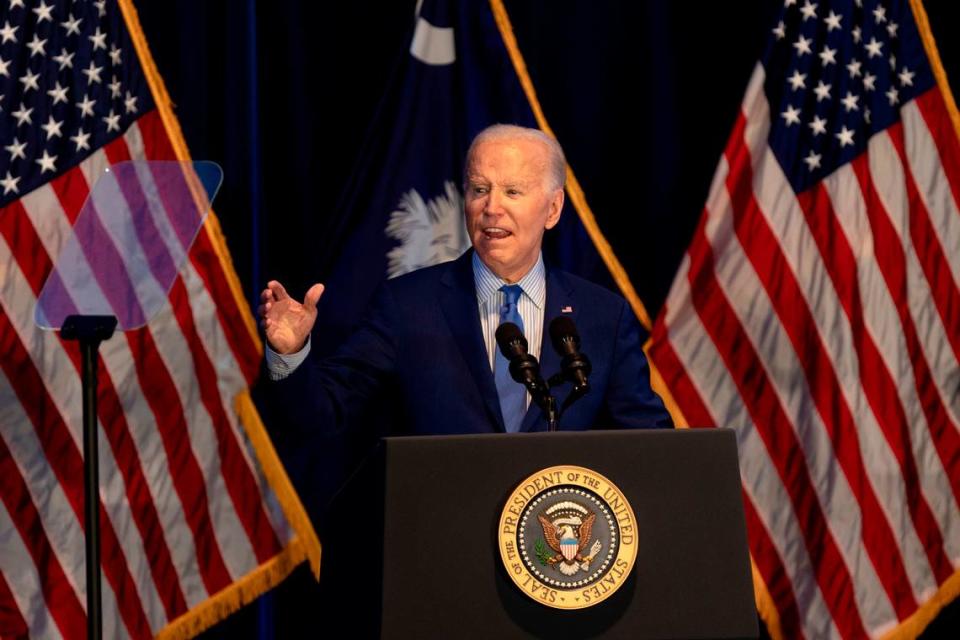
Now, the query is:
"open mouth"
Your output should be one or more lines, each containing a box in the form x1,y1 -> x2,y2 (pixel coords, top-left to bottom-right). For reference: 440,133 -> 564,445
483,227 -> 512,239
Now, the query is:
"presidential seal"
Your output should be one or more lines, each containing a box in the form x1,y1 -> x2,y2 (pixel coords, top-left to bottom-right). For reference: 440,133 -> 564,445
497,465 -> 638,610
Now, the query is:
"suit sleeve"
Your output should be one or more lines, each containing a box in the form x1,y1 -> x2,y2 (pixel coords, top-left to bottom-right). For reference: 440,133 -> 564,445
604,299 -> 674,429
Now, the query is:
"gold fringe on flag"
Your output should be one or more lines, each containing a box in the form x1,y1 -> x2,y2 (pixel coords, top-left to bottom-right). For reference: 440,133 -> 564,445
880,7 -> 960,638
751,559 -> 784,640
156,540 -> 306,640
116,1 -> 322,637
883,0 -> 960,640
236,391 -> 322,578
487,0 -> 653,332
642,338 -> 690,428
882,570 -> 960,640
117,0 -> 260,356
911,0 -> 960,141
487,0 -> 691,429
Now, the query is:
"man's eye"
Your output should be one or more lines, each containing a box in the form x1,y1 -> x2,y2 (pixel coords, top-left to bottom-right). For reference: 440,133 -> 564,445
507,189 -> 521,196
472,186 -> 488,195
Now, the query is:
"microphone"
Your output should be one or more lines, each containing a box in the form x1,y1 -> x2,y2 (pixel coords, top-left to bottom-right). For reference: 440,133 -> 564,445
496,322 -> 560,430
549,316 -> 591,396
495,322 -> 548,397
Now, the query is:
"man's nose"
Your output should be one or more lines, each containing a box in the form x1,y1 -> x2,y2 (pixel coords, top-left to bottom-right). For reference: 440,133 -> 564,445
484,190 -> 505,215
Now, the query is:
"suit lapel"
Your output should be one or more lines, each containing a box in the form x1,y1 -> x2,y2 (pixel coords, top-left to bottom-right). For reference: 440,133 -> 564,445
520,267 -> 578,432
439,251 -> 506,432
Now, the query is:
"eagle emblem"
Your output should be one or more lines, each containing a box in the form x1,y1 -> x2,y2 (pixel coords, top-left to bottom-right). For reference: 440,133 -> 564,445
537,501 -> 603,576
499,466 -> 637,609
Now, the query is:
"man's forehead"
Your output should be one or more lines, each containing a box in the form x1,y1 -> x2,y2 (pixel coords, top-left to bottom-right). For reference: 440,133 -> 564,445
467,139 -> 549,178
466,172 -> 539,186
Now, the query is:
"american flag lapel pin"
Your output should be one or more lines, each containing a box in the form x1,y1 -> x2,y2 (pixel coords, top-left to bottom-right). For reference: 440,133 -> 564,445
561,305 -> 573,313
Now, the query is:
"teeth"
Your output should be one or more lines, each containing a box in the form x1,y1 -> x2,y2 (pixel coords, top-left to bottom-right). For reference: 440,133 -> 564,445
484,227 -> 509,234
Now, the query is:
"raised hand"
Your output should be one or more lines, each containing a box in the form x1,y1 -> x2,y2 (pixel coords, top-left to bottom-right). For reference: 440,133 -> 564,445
258,280 -> 325,354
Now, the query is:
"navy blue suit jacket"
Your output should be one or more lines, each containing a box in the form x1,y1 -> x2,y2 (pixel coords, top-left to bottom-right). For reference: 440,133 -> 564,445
267,250 -> 672,436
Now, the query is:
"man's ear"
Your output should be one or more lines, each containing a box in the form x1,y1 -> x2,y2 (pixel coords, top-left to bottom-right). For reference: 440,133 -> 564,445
545,188 -> 564,230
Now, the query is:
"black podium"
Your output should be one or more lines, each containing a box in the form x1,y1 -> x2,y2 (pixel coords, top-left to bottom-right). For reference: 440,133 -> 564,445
320,428 -> 757,639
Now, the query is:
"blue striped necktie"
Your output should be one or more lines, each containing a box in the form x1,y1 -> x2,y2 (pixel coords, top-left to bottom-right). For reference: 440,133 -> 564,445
495,284 -> 526,432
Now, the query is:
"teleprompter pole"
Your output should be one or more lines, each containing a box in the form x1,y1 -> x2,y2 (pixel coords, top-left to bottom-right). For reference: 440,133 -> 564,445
61,315 -> 118,640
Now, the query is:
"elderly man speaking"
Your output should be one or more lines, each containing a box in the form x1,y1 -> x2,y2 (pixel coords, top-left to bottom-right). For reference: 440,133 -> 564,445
259,124 -> 672,435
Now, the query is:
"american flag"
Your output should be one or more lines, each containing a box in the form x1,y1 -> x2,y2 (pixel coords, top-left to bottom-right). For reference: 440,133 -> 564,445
0,1 -> 315,638
648,0 -> 960,638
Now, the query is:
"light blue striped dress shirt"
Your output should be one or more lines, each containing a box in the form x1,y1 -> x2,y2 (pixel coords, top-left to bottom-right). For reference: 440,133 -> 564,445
473,253 -> 547,407
472,252 -> 545,412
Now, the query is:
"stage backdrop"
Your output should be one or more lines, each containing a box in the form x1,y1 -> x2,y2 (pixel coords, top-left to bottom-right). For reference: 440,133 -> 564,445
131,1 -> 960,638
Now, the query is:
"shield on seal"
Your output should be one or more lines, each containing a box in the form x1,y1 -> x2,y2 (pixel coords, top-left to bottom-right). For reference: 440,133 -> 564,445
560,536 -> 578,562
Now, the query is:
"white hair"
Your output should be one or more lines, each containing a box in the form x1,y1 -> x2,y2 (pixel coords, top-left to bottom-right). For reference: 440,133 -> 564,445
464,124 -> 567,192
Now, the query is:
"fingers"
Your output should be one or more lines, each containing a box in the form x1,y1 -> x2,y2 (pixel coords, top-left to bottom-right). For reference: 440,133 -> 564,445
303,283 -> 325,312
259,281 -> 287,324
259,280 -> 324,326
257,292 -> 273,322
258,304 -> 274,324
266,280 -> 289,301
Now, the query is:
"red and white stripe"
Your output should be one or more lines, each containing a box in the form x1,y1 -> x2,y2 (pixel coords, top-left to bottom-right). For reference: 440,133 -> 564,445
0,111 -> 288,638
650,62 -> 960,639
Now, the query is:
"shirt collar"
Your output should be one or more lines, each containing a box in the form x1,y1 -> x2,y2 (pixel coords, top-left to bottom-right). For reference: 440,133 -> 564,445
472,251 -> 546,310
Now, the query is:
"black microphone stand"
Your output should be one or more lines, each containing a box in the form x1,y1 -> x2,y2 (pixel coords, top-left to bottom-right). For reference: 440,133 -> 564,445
531,389 -> 559,432
61,314 -> 117,640
543,353 -> 592,429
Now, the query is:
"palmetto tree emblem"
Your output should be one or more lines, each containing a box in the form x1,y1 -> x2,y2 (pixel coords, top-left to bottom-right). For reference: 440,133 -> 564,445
385,181 -> 469,278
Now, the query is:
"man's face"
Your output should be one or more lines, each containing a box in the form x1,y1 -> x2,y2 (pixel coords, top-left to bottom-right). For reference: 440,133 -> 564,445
464,138 -> 563,283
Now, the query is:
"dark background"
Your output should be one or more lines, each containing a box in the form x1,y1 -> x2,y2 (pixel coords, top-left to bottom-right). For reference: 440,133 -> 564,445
133,1 -> 960,636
